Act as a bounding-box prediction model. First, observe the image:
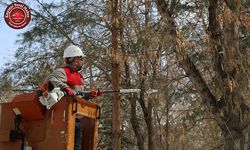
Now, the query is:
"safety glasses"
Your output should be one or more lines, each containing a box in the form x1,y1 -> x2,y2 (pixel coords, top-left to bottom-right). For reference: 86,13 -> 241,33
75,56 -> 84,61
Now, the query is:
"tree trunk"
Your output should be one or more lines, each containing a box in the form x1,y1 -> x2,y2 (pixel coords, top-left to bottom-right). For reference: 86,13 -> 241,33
156,0 -> 250,149
138,56 -> 155,150
143,1 -> 155,149
146,100 -> 154,150
121,33 -> 145,150
222,125 -> 250,150
125,61 -> 145,150
130,96 -> 145,150
209,0 -> 250,149
110,0 -> 121,149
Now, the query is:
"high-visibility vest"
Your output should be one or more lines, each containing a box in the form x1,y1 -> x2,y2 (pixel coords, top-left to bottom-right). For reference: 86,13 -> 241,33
63,66 -> 84,87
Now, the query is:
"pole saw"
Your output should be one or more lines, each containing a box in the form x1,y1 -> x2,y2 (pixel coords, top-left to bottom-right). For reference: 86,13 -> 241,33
39,88 -> 158,109
75,88 -> 158,95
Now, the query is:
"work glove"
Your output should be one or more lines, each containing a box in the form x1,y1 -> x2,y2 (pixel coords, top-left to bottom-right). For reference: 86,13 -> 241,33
90,88 -> 103,97
39,81 -> 49,92
37,81 -> 54,96
64,87 -> 75,96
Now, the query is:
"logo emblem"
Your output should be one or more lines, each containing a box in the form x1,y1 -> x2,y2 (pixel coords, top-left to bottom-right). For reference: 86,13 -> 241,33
4,2 -> 31,29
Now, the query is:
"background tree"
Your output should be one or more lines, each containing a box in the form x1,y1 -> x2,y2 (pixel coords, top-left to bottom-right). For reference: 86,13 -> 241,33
1,0 -> 249,149
156,0 -> 250,149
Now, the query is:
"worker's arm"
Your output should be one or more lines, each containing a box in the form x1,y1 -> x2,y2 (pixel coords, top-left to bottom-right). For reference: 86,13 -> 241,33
46,68 -> 69,90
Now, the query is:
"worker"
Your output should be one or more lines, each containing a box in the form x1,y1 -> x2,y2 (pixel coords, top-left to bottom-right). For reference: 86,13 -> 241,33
38,45 -> 102,150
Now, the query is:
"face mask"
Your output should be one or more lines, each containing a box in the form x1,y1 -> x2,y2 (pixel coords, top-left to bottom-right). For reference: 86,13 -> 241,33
76,65 -> 82,71
76,59 -> 84,71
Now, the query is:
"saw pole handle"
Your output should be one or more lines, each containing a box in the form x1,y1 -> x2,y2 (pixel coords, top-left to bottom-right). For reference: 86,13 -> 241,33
74,89 -> 120,96
74,88 -> 157,96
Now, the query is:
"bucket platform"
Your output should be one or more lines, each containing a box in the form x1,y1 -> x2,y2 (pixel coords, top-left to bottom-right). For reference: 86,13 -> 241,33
0,93 -> 100,150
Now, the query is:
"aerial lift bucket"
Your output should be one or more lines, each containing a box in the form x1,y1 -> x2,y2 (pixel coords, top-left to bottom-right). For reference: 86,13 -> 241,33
0,93 -> 100,150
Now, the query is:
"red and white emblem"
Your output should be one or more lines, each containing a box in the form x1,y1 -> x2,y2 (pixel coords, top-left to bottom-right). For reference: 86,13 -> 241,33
4,2 -> 31,29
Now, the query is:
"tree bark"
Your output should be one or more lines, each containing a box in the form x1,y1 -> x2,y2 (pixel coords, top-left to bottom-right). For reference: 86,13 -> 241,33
124,59 -> 145,150
121,21 -> 145,150
156,0 -> 250,149
111,0 -> 121,149
143,1 -> 155,149
209,0 -> 250,149
130,96 -> 145,150
137,56 -> 156,150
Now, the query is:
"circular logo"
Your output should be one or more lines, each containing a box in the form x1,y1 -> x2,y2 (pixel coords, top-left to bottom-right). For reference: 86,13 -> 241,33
4,2 -> 31,29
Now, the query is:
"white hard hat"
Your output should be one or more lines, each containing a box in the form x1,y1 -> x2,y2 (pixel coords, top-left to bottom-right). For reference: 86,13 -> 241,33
63,45 -> 85,58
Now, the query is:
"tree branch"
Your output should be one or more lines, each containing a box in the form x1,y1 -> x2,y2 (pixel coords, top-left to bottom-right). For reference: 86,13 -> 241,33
155,0 -> 224,118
